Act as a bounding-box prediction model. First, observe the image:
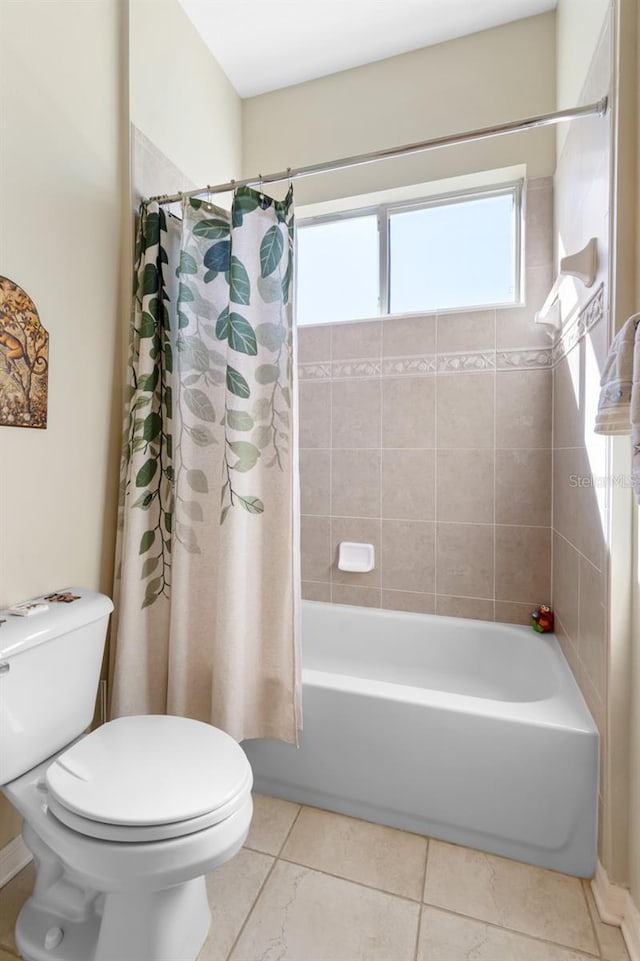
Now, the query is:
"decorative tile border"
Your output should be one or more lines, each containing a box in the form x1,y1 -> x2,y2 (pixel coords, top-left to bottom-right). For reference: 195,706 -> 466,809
332,359 -> 382,379
551,284 -> 605,367
382,355 -> 437,376
298,362 -> 332,380
438,351 -> 496,373
497,348 -> 554,371
299,346 -> 553,380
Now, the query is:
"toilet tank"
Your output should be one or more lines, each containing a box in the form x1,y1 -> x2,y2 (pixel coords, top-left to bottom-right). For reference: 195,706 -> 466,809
0,589 -> 113,785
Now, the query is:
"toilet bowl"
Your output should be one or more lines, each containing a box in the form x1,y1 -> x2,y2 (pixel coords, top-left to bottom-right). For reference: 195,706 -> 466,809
0,591 -> 253,961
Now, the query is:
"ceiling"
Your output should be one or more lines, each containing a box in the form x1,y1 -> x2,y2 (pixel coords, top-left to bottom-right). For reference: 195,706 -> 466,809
177,0 -> 557,98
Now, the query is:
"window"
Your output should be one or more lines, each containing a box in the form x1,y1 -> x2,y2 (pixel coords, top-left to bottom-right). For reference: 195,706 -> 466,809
295,184 -> 521,326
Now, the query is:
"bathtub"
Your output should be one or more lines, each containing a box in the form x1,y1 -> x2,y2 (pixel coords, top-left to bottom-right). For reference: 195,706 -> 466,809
242,601 -> 599,878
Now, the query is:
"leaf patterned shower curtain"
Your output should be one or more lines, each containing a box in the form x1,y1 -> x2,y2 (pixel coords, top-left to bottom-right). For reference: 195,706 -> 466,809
109,188 -> 301,743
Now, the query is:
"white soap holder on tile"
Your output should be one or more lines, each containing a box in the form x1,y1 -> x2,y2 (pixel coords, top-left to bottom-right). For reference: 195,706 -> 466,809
338,542 -> 375,573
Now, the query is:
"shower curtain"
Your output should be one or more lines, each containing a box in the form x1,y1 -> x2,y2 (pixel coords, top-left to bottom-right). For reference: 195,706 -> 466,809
110,188 -> 301,743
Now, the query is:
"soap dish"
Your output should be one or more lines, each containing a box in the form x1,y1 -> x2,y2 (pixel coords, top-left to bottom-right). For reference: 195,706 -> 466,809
338,542 -> 375,573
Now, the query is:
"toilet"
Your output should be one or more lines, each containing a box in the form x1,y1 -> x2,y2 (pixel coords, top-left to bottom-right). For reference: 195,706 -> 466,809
0,589 -> 253,961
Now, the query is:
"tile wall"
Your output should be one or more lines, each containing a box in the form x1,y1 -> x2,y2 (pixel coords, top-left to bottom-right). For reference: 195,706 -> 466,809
299,177 -> 555,624
550,16 -> 612,857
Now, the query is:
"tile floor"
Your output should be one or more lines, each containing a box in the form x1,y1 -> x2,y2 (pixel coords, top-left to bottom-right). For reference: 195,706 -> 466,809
0,795 -> 630,961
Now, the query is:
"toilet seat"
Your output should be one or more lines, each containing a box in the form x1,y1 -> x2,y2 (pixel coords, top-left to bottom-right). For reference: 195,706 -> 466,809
45,715 -> 253,843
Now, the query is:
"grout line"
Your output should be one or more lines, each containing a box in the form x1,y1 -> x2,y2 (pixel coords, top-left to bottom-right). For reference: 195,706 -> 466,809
275,853 -> 425,907
222,854 -> 279,961
420,902 -> 602,959
224,804 -> 305,961
301,512 -> 552,530
300,446 -> 556,451
329,325 -> 334,604
301,581 -> 539,608
413,837 -> 430,961
582,877 -> 605,958
379,329 -> 383,606
492,309 -> 497,623
433,315 -> 439,603
552,527 -> 606,574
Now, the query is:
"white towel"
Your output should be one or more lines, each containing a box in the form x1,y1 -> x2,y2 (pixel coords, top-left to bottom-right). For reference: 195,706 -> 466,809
594,312 -> 640,502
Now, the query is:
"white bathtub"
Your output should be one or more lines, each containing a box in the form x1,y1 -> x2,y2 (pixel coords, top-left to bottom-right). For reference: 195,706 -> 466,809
242,601 -> 599,877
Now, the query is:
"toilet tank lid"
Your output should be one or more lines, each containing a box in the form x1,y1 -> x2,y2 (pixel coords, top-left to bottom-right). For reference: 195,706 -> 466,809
0,588 -> 114,660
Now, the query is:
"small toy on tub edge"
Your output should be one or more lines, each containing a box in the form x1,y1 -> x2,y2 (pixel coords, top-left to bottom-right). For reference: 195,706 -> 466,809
531,604 -> 554,633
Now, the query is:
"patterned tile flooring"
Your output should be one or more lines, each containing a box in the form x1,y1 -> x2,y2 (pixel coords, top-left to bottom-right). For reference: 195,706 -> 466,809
0,795 -> 630,961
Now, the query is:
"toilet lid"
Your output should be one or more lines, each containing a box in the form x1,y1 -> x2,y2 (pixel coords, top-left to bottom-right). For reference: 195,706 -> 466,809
45,715 -> 252,827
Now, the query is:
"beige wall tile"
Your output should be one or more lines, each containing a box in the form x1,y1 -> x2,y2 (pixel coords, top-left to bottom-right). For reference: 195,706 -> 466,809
495,448 -> 551,526
331,584 -> 382,607
574,446 -> 607,571
552,447 -> 583,550
435,523 -> 494,599
437,449 -> 495,523
383,314 -> 436,357
298,325 -> 331,364
553,350 -> 583,450
578,557 -> 606,700
331,450 -> 381,518
437,372 -> 495,449
436,310 -> 495,353
495,526 -> 551,603
382,449 -> 435,521
381,519 -> 435,593
230,861 -> 420,961
417,905 -> 597,961
281,807 -> 428,900
496,263 -> 553,349
332,320 -> 382,360
382,376 -> 436,448
495,600 -> 537,626
332,378 -> 381,449
423,840 -> 597,954
301,581 -> 331,602
381,590 -> 436,614
496,370 -> 552,448
201,849 -> 274,961
299,381 -> 331,448
244,794 -> 300,856
552,532 -> 580,644
331,517 -> 381,587
301,515 -> 331,582
435,595 -> 494,621
300,448 -> 330,515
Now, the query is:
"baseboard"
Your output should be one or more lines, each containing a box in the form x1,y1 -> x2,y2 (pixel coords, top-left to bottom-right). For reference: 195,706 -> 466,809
0,835 -> 32,888
592,860 -> 640,961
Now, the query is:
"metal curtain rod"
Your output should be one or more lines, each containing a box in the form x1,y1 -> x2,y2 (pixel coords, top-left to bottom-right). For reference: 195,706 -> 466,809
147,96 -> 608,206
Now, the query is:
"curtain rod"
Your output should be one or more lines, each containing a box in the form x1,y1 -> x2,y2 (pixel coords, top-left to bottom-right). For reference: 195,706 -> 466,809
147,97 -> 608,206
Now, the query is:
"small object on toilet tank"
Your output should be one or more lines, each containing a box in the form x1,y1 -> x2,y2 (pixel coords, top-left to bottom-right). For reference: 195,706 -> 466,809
531,605 -> 554,633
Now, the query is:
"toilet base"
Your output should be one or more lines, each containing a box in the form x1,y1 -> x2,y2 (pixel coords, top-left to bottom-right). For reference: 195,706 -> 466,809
16,876 -> 211,961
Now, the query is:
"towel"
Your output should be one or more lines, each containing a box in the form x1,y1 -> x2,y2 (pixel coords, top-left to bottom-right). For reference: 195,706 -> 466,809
594,312 -> 640,501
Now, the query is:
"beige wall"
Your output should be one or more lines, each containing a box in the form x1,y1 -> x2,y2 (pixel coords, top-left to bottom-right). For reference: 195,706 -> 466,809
556,0 -> 611,109
130,0 -> 241,189
242,13 -> 556,207
0,0 -> 128,846
299,178 -> 554,621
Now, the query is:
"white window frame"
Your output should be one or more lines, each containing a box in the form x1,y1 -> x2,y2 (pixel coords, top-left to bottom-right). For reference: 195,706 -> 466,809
296,180 -> 524,321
